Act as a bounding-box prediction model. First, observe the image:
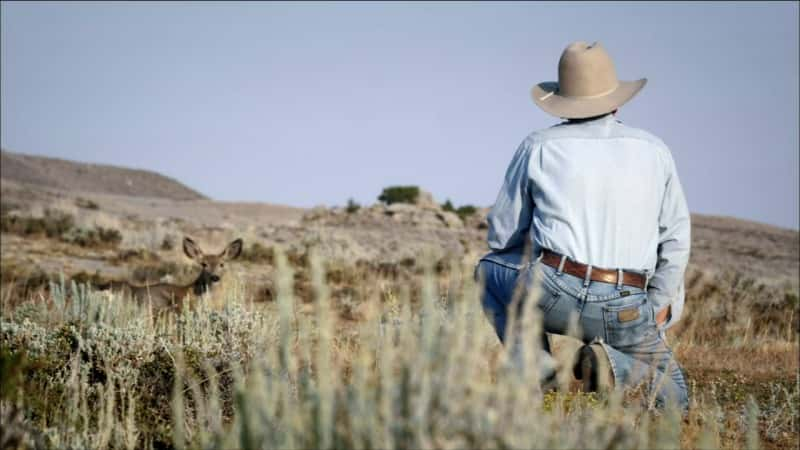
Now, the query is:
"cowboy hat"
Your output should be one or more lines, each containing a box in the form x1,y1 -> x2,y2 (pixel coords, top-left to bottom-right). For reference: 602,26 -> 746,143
531,41 -> 647,119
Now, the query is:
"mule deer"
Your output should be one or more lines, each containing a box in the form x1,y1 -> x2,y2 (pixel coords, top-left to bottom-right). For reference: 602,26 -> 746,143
100,237 -> 243,312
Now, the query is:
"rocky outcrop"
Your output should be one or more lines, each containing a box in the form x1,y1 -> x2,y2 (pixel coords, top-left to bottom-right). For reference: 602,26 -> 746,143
301,189 -> 493,232
293,191 -> 491,267
302,203 -> 465,229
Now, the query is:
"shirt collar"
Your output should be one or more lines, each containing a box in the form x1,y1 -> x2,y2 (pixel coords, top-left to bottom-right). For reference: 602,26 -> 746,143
564,113 -> 617,125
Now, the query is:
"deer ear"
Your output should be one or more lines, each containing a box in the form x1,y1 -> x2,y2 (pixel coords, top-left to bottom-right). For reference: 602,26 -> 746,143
222,238 -> 243,260
183,237 -> 203,261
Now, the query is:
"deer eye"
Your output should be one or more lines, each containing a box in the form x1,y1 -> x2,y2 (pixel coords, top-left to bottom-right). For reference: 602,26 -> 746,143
220,263 -> 225,268
201,262 -> 208,268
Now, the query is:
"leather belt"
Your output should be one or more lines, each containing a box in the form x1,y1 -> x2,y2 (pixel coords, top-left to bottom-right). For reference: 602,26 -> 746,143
540,249 -> 647,290
539,250 -> 670,326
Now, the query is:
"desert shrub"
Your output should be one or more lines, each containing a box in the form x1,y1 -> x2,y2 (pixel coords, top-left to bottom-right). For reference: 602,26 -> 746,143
286,247 -> 308,268
2,278 -> 273,448
442,199 -> 455,212
455,204 -> 478,220
378,185 -> 420,205
240,242 -> 275,264
678,268 -> 800,344
96,227 -> 122,245
75,197 -> 100,210
161,234 -> 176,251
346,198 -> 361,214
0,209 -> 75,238
0,209 -> 121,249
62,226 -> 122,248
0,201 -> 20,216
0,261 -> 51,302
111,248 -> 160,265
441,200 -> 478,220
70,270 -> 108,287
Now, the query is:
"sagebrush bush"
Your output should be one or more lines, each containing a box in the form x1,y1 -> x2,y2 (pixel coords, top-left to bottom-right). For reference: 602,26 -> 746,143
239,242 -> 274,264
0,209 -> 75,239
455,204 -> 477,220
378,186 -> 420,205
346,198 -> 361,214
0,260 -> 52,302
75,198 -> 100,210
1,209 -> 122,249
62,226 -> 122,248
442,200 -> 478,220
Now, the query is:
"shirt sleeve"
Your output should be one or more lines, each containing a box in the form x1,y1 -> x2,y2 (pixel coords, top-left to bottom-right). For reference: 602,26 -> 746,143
486,139 -> 535,252
648,149 -> 691,328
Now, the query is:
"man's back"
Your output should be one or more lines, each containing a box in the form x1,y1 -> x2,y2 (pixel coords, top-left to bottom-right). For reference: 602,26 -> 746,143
523,114 -> 680,270
485,113 -> 690,323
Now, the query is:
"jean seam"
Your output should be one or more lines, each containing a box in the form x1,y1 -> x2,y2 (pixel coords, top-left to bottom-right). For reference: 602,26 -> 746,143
479,258 -> 524,272
540,292 -> 561,314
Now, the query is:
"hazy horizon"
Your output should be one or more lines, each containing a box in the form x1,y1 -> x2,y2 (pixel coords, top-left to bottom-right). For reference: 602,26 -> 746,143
2,1 -> 798,229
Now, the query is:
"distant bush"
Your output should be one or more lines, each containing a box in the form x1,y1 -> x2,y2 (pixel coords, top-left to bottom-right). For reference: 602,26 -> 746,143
62,226 -> 122,248
1,208 -> 122,249
0,201 -> 20,216
75,197 -> 100,210
346,198 -> 361,214
0,260 -> 51,300
160,235 -> 176,251
441,199 -> 478,221
378,186 -> 419,205
442,199 -> 455,212
111,248 -> 160,265
455,204 -> 477,220
70,270 -> 108,287
0,209 -> 75,238
240,242 -> 275,264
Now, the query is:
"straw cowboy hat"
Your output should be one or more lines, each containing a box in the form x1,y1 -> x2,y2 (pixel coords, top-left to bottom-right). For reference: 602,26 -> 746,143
532,41 -> 647,119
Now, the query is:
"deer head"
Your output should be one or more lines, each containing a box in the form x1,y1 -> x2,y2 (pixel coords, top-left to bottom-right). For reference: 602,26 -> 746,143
182,237 -> 243,295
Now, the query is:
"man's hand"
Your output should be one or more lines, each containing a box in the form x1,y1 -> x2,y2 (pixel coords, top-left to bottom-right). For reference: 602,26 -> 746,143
656,305 -> 671,327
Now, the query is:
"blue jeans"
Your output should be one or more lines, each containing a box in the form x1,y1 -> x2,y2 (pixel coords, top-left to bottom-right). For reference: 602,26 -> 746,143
477,257 -> 689,411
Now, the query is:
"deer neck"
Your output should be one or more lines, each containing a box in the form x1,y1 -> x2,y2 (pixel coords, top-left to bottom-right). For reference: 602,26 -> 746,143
191,269 -> 213,296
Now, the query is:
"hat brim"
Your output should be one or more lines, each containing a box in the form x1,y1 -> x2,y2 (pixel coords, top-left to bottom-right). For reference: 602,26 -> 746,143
531,78 -> 647,119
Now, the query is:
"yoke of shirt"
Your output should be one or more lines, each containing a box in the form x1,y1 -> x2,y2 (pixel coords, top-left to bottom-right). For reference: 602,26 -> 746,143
485,114 -> 675,272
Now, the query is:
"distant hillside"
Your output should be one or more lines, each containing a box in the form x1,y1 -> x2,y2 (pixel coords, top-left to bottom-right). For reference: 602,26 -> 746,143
690,213 -> 799,285
0,150 -> 206,201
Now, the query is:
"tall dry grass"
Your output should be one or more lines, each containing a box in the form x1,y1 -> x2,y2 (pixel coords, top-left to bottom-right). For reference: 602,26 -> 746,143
1,249 -> 797,449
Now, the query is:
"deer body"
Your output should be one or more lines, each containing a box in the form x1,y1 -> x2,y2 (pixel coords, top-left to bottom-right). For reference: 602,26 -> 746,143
102,279 -> 198,313
100,237 -> 243,312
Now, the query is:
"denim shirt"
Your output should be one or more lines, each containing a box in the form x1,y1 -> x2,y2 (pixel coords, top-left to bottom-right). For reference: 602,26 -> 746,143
482,114 -> 691,328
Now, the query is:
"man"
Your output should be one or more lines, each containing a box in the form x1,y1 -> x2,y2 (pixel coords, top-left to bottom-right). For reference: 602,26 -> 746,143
476,41 -> 690,411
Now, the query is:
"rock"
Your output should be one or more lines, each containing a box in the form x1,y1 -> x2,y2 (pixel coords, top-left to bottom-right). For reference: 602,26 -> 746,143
436,211 -> 463,229
302,206 -> 330,222
415,189 -> 440,210
386,203 -> 417,215
464,207 -> 490,230
300,197 -> 486,233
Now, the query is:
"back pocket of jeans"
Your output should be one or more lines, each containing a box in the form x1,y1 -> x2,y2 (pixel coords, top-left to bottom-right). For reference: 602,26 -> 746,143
602,296 -> 654,348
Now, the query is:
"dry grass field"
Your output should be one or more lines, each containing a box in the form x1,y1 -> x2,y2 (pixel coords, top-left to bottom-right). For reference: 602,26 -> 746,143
1,152 -> 798,450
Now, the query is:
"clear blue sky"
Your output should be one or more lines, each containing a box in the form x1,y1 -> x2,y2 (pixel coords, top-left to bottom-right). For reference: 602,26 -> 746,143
2,1 -> 798,229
